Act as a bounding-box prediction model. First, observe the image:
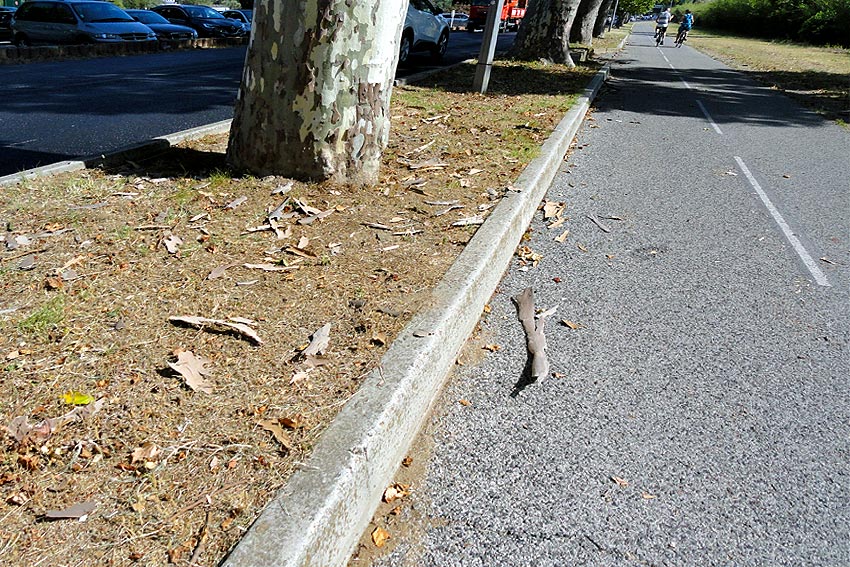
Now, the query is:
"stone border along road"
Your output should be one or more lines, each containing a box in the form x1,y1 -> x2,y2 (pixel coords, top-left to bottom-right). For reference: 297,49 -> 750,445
221,61 -> 614,567
0,43 -> 621,565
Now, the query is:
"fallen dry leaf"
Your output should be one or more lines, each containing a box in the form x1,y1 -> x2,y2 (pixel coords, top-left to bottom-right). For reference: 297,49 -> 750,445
371,526 -> 390,548
163,234 -> 182,254
482,344 -> 501,352
561,320 -> 580,330
169,315 -> 263,345
168,349 -> 214,394
258,419 -> 292,451
302,323 -> 331,357
555,230 -> 570,243
224,196 -> 247,209
131,442 -> 160,465
641,492 -> 657,499
611,476 -> 629,487
243,262 -> 299,273
458,399 -> 472,406
383,483 -> 410,503
543,200 -> 565,219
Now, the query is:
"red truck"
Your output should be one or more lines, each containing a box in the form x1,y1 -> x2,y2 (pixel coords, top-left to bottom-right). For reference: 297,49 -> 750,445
467,0 -> 527,32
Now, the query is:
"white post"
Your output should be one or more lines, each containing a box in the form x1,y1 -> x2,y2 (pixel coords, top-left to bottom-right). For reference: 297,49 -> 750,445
472,0 -> 505,94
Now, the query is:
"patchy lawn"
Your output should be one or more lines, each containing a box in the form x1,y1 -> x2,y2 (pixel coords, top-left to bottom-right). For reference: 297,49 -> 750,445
687,30 -> 850,122
0,59 -> 596,567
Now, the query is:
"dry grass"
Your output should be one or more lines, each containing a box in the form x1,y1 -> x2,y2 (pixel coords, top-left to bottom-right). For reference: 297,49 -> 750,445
688,30 -> 850,121
0,59 -> 596,567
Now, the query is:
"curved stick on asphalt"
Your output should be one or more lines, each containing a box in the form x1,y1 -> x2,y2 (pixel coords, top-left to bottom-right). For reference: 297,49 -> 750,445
512,287 -> 555,380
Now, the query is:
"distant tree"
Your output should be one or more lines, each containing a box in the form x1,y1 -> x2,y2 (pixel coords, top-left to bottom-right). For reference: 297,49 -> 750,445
617,0 -> 655,17
226,1 -> 407,185
593,0 -> 615,36
509,0 -> 583,66
570,0 -> 607,44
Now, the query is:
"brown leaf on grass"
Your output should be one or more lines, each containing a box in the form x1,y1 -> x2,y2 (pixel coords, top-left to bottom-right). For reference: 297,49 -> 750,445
169,315 -> 263,345
554,230 -> 570,243
561,320 -> 580,330
451,216 -> 484,227
243,262 -> 299,273
285,246 -> 317,259
131,442 -> 160,464
163,234 -> 183,254
258,419 -> 292,451
224,196 -> 247,210
207,263 -> 237,280
371,526 -> 390,548
44,500 -> 96,520
482,344 -> 501,352
168,349 -> 214,394
302,323 -> 331,357
458,399 -> 472,406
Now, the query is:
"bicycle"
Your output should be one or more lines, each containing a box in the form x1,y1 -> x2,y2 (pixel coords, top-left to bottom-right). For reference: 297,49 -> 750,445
674,27 -> 689,47
655,26 -> 667,46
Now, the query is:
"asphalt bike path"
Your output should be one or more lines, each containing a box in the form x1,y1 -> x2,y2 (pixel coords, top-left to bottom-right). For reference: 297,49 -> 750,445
370,22 -> 849,567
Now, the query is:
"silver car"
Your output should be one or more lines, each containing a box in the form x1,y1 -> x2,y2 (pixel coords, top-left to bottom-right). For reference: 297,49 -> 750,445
12,0 -> 156,46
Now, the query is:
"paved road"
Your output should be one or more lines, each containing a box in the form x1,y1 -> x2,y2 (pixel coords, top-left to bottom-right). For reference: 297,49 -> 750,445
369,23 -> 849,566
0,32 -> 515,177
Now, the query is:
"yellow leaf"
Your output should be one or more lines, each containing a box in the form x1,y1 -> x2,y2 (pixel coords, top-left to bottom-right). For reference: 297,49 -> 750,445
62,391 -> 94,406
371,526 -> 390,547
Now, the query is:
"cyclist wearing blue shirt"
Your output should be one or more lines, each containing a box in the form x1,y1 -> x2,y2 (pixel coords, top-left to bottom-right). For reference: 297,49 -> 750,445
676,10 -> 694,45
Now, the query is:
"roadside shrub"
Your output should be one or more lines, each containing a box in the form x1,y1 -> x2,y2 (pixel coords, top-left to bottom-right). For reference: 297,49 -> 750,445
675,0 -> 850,47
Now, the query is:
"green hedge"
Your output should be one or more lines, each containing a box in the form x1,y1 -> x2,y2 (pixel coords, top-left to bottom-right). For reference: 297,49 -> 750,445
674,0 -> 850,46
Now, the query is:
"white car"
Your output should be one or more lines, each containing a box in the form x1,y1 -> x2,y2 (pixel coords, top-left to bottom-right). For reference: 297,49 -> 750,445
399,0 -> 450,65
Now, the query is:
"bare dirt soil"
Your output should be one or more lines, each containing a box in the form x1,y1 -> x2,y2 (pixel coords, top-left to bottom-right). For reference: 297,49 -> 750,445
0,58 -> 597,567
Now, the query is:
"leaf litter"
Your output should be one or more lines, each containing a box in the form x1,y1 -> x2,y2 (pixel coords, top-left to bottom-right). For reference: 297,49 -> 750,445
0,59 -> 596,566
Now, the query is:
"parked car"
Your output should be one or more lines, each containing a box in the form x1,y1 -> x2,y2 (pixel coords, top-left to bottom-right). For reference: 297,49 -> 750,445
0,6 -> 16,42
221,8 -> 251,30
11,0 -> 156,46
151,4 -> 245,38
440,12 -> 468,31
125,9 -> 197,43
399,0 -> 449,66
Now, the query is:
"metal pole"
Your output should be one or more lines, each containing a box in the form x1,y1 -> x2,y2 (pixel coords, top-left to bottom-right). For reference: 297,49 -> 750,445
472,0 -> 505,94
607,0 -> 620,32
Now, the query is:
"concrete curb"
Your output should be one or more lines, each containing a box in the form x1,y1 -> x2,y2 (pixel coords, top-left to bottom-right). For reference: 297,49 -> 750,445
0,120 -> 232,187
220,63 -> 612,567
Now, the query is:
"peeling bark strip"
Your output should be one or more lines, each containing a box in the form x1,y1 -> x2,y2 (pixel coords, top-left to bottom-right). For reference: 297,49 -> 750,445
509,0 -> 582,66
226,1 -> 408,185
512,288 -> 556,380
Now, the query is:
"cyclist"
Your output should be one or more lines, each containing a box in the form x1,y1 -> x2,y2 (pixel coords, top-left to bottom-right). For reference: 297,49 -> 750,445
675,9 -> 694,46
654,6 -> 671,45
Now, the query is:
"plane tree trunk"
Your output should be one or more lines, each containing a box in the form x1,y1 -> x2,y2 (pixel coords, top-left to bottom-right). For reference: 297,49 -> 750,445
508,0 -> 582,67
226,1 -> 406,185
570,0 -> 606,44
594,0 -> 615,37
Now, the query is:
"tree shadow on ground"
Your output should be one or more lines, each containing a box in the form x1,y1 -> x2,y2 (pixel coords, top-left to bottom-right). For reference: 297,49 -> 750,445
99,146 -> 230,179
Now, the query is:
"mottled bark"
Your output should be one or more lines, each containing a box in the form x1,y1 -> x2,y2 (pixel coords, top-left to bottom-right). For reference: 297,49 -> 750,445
508,0 -> 582,66
593,0 -> 615,37
227,1 -> 406,185
570,0 -> 605,44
